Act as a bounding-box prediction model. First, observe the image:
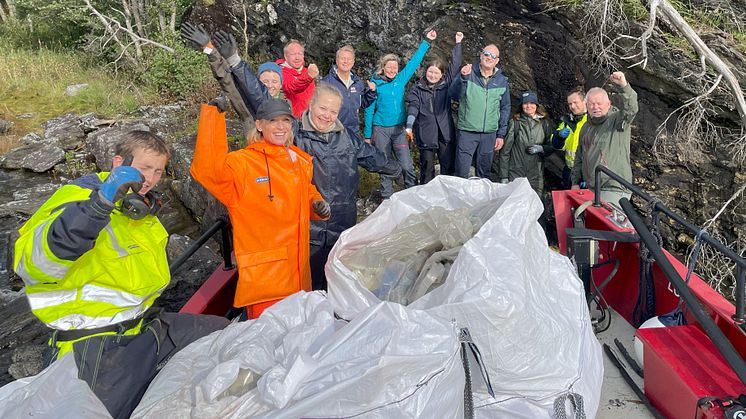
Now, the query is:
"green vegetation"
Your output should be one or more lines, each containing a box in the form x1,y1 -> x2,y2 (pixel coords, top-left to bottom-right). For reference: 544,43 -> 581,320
0,40 -> 152,152
621,0 -> 648,21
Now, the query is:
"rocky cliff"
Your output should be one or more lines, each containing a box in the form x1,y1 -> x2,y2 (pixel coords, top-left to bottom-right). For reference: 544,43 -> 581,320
187,0 -> 746,254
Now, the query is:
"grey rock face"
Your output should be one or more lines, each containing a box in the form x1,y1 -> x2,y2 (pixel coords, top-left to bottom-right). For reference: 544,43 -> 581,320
169,132 -> 229,232
19,132 -> 43,145
0,143 -> 66,173
64,83 -> 89,96
0,119 -> 13,134
85,122 -> 151,171
42,113 -> 86,150
0,182 -> 61,215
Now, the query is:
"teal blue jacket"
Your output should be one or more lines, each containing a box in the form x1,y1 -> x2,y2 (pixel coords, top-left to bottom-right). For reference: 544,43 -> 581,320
363,40 -> 430,138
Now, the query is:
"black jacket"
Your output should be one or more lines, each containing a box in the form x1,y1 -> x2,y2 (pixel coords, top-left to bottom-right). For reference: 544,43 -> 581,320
405,42 -> 462,149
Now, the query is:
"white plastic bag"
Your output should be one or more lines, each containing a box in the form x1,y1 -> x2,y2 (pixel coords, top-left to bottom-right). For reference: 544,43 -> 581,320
328,176 -> 603,418
134,291 -> 464,418
0,354 -> 111,419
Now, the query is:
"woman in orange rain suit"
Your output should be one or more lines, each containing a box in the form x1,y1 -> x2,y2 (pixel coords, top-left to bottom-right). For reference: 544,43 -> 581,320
190,99 -> 330,317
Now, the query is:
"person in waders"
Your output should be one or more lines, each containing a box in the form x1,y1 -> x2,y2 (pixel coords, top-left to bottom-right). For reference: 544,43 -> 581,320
14,131 -> 230,419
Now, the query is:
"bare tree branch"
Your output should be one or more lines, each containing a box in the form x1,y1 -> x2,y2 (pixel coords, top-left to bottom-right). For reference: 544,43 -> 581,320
85,0 -> 174,57
170,0 -> 176,33
84,0 -> 138,65
119,0 -> 144,58
641,0 -> 746,127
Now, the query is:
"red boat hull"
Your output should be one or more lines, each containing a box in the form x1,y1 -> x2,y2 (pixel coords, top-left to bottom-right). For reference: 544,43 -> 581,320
553,189 -> 746,418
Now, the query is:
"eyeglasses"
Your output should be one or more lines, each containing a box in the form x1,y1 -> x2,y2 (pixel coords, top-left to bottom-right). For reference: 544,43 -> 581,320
481,50 -> 499,60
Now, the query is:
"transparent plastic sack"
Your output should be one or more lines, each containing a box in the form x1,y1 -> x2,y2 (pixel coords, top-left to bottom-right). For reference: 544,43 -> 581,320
327,176 -> 603,418
0,353 -> 111,419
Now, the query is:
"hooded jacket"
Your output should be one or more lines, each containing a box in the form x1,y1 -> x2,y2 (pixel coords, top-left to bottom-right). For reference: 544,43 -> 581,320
499,112 -> 553,192
190,104 -> 324,308
405,42 -> 462,149
449,63 -> 511,138
229,59 -> 401,249
321,66 -> 377,138
571,84 -> 638,191
277,58 -> 316,118
363,40 -> 431,138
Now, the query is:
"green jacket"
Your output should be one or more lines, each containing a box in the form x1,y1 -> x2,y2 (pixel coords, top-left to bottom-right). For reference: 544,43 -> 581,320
571,84 -> 638,191
449,64 -> 511,137
499,113 -> 553,192
14,173 -> 169,357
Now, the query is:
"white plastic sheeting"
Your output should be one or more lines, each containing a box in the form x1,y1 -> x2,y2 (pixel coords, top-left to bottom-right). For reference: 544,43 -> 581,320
0,353 -> 111,419
132,291 -> 464,418
328,176 -> 603,418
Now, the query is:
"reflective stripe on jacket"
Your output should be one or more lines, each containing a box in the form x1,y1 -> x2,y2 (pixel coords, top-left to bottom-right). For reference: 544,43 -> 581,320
14,174 -> 169,336
556,113 -> 587,167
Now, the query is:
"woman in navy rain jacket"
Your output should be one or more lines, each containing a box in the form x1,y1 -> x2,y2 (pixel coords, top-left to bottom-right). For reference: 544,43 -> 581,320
405,31 -> 463,183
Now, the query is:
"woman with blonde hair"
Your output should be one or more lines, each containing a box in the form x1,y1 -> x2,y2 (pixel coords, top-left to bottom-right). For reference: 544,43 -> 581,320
363,30 -> 437,198
216,26 -> 402,290
191,98 -> 330,318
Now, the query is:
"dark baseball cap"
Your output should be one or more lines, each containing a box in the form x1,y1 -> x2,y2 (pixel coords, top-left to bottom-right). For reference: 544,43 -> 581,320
256,99 -> 293,120
521,91 -> 538,104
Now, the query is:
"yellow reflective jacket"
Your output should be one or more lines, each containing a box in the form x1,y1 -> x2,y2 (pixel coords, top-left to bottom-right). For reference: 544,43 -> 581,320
556,113 -> 587,168
14,173 -> 169,355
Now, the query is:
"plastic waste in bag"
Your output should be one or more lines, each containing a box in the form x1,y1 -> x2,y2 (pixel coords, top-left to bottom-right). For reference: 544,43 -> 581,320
133,291 -> 465,418
327,176 -> 604,418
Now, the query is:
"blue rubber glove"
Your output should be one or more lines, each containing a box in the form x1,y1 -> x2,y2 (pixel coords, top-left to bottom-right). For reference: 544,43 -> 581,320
526,145 -> 543,155
100,166 -> 144,205
558,127 -> 571,139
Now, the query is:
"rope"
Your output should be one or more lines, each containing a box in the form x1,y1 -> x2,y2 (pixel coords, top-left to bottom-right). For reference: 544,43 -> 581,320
554,392 -> 586,419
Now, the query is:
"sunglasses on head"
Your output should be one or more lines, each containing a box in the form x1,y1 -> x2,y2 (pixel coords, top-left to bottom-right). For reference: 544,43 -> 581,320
481,50 -> 499,60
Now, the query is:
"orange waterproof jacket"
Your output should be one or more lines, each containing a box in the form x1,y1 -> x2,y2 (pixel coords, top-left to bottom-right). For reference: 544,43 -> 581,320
190,104 -> 324,307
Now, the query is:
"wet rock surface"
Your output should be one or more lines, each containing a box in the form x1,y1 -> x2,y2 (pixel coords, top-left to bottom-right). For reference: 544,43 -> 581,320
0,143 -> 66,172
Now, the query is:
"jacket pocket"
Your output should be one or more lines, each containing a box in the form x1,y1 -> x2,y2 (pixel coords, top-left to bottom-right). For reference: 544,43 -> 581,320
235,246 -> 295,304
236,246 -> 289,267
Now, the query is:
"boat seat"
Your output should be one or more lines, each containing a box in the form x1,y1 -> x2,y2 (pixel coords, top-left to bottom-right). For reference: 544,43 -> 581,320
637,325 -> 746,419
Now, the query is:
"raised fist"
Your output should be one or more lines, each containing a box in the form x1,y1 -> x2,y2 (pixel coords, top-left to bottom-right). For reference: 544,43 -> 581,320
455,32 -> 464,43
307,63 -> 320,79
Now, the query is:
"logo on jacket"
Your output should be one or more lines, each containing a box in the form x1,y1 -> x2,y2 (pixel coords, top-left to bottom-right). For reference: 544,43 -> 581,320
350,87 -> 357,93
256,176 -> 269,184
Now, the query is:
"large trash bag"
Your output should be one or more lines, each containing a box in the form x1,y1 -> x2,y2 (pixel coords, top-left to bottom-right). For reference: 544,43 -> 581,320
0,353 -> 111,419
133,291 -> 464,418
327,176 -> 603,418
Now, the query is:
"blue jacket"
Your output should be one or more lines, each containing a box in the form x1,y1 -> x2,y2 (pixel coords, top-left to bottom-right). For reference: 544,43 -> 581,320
363,40 -> 431,139
321,66 -> 377,139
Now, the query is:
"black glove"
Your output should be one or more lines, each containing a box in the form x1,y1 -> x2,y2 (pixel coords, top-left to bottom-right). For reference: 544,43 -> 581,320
212,30 -> 238,60
208,96 -> 229,113
313,200 -> 331,218
181,22 -> 211,50
526,145 -> 543,155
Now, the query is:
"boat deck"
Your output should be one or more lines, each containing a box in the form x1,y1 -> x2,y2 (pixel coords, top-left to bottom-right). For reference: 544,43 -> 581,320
596,309 -> 655,419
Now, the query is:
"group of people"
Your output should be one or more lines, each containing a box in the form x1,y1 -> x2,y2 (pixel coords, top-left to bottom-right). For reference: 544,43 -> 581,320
11,22 -> 639,419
